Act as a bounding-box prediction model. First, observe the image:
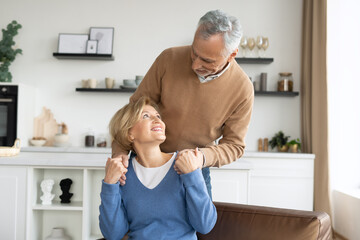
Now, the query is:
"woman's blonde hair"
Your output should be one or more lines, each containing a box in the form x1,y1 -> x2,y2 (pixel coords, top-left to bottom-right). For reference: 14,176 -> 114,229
109,96 -> 160,152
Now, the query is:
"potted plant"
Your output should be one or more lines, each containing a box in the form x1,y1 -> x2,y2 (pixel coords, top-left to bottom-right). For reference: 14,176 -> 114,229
0,20 -> 22,82
287,138 -> 301,153
269,131 -> 290,152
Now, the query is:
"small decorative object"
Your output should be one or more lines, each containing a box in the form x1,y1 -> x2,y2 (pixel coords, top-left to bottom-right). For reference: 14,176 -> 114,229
81,79 -> 89,88
54,123 -> 69,147
263,138 -> 269,152
269,131 -> 290,152
247,37 -> 255,57
278,72 -> 293,92
0,138 -> 20,157
96,134 -> 107,147
85,128 -> 95,147
256,36 -> 263,57
260,72 -> 267,91
88,78 -> 97,88
105,77 -> 115,89
261,37 -> 269,57
30,137 -> 47,147
45,227 -> 71,240
257,138 -> 263,152
86,40 -> 97,54
0,20 -> 22,82
239,36 -> 248,57
135,75 -> 144,86
252,77 -> 260,91
89,27 -> 114,54
59,178 -> 73,203
287,138 -> 301,153
57,34 -> 89,54
40,179 -> 55,205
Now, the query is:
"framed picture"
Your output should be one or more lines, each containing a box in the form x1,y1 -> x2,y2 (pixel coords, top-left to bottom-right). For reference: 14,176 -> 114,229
89,27 -> 114,54
86,40 -> 98,54
58,34 -> 89,53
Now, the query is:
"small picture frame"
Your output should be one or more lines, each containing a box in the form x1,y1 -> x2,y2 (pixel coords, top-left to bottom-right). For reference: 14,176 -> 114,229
89,27 -> 114,54
86,40 -> 98,54
58,34 -> 89,53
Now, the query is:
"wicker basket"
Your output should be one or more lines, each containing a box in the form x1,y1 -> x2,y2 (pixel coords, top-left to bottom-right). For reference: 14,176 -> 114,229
0,139 -> 21,157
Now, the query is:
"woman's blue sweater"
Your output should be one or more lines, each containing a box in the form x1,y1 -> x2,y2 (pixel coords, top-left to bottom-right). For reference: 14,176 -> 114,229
99,156 -> 217,240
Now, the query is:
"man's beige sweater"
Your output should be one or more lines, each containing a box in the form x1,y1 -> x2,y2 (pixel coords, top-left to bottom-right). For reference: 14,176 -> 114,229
115,45 -> 254,167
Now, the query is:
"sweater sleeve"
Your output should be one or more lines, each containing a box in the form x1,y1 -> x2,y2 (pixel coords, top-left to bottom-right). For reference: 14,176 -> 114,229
201,90 -> 254,167
180,169 -> 217,234
99,180 -> 129,240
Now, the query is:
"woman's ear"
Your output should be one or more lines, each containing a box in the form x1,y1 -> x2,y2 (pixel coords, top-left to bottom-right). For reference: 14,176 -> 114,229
128,134 -> 134,142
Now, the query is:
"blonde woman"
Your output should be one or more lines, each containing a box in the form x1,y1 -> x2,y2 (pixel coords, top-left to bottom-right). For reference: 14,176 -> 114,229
99,96 -> 216,240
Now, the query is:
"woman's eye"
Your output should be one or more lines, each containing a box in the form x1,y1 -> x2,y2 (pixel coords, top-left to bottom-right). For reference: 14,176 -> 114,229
143,114 -> 150,118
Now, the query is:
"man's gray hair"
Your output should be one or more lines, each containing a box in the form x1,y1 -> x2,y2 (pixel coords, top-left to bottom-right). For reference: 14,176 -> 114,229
197,10 -> 242,56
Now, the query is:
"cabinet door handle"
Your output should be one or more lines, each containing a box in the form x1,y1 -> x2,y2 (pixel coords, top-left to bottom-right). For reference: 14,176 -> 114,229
0,98 -> 13,102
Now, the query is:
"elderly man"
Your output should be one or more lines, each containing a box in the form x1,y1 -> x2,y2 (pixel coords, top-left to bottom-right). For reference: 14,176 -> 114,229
112,9 -> 254,197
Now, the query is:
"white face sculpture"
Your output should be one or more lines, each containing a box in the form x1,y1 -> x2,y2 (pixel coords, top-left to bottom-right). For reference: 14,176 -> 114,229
41,179 -> 55,193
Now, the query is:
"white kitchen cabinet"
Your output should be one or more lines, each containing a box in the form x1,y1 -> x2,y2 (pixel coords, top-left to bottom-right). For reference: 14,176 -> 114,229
210,161 -> 252,204
245,152 -> 315,211
0,167 -> 27,240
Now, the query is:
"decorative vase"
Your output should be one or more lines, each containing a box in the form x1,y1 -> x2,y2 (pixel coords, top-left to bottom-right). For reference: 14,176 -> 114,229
277,145 -> 289,152
45,227 -> 71,240
289,144 -> 298,153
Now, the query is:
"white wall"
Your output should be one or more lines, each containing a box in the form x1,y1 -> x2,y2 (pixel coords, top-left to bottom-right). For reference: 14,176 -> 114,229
328,0 -> 360,239
0,0 -> 302,149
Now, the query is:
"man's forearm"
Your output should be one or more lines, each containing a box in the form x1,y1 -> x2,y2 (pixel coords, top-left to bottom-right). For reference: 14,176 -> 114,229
200,143 -> 244,168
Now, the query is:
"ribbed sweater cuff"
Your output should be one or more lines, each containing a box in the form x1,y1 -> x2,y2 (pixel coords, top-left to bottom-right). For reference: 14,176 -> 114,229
101,180 -> 120,195
180,168 -> 203,187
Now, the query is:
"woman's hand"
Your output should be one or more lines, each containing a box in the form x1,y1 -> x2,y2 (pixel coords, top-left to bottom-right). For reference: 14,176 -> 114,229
104,157 -> 128,184
174,148 -> 203,174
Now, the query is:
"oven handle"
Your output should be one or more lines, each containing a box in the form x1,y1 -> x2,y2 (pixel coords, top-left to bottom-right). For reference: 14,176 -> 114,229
0,98 -> 13,102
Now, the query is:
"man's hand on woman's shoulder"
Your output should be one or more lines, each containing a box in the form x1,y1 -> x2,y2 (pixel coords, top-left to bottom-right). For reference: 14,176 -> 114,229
104,155 -> 129,185
174,148 -> 203,174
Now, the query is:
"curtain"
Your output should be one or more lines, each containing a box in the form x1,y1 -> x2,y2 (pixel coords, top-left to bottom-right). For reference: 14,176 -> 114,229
301,0 -> 332,221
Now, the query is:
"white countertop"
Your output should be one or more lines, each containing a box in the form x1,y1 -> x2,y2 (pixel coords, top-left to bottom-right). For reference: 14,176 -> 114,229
0,146 -> 314,169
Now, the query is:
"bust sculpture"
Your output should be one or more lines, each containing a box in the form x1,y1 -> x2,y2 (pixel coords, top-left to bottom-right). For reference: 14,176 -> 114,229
59,178 -> 73,203
40,179 -> 55,205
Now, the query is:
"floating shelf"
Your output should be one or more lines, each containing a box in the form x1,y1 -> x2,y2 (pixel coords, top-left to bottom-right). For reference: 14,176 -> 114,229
76,88 -> 298,96
53,53 -> 114,61
76,87 -> 135,93
255,91 -> 299,96
235,57 -> 274,64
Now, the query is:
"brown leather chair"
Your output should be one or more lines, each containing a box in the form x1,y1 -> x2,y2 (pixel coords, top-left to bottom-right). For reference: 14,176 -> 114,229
197,202 -> 332,240
99,202 -> 332,240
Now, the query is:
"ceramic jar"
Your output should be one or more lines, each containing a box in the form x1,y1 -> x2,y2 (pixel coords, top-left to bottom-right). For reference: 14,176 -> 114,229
45,227 -> 71,240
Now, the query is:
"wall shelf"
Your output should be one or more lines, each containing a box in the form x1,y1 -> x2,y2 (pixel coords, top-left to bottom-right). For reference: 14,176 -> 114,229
53,53 -> 114,61
255,91 -> 299,96
235,57 -> 274,64
76,88 -> 298,96
75,87 -> 135,93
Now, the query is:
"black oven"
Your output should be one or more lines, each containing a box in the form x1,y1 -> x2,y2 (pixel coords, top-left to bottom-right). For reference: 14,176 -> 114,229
0,85 -> 18,147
